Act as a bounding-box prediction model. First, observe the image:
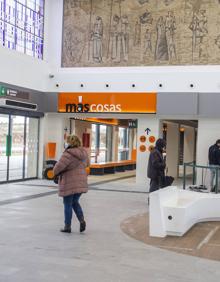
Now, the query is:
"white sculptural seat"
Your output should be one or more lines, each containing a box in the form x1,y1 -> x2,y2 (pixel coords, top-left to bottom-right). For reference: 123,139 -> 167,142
149,186 -> 220,237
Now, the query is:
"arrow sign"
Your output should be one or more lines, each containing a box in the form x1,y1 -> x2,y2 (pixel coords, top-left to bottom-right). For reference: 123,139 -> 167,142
145,128 -> 151,135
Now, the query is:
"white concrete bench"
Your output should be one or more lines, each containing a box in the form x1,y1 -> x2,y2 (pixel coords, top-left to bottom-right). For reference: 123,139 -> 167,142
149,186 -> 220,237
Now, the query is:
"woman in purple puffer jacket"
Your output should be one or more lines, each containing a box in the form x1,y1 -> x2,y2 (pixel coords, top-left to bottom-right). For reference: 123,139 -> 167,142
53,134 -> 89,233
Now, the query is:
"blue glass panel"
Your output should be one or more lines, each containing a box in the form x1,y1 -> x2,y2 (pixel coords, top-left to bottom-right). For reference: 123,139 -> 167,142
17,0 -> 26,4
26,0 -> 35,10
25,7 -> 35,34
0,0 -> 4,21
5,0 -> 15,25
15,27 -> 25,52
34,11 -> 43,37
0,20 -> 4,45
5,22 -> 15,49
25,32 -> 34,55
16,2 -> 25,29
34,35 -> 43,58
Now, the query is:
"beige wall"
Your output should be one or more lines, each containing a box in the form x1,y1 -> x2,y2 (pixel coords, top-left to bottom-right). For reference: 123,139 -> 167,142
62,0 -> 220,67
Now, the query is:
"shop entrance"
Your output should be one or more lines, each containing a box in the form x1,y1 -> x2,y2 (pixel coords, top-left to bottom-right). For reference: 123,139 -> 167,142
70,118 -> 137,176
0,114 -> 39,183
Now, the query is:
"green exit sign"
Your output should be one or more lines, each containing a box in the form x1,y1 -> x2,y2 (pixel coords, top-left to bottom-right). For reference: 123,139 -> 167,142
0,86 -> 6,96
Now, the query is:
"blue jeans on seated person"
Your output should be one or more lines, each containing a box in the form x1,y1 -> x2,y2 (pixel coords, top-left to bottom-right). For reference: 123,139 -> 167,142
63,193 -> 84,226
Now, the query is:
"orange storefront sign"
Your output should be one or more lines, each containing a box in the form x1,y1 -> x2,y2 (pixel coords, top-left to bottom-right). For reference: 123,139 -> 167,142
58,92 -> 157,113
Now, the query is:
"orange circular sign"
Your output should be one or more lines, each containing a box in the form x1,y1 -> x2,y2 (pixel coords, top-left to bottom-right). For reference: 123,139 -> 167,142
139,145 -> 147,152
140,135 -> 146,142
149,136 -> 156,143
148,145 -> 155,152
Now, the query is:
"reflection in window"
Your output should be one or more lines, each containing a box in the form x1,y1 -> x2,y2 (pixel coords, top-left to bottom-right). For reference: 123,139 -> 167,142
0,0 -> 44,59
118,127 -> 129,161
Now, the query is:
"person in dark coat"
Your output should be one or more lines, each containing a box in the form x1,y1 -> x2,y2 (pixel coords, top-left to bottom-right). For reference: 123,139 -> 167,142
147,138 -> 166,193
208,139 -> 220,191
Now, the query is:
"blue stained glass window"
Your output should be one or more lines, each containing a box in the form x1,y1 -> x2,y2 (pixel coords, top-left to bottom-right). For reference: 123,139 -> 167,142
0,0 -> 4,21
0,20 -> 4,45
0,0 -> 44,59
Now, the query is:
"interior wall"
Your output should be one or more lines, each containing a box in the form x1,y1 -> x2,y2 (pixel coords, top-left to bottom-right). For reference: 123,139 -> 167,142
2,0 -> 220,94
136,116 -> 160,186
166,122 -> 179,178
183,126 -> 195,175
74,120 -> 92,159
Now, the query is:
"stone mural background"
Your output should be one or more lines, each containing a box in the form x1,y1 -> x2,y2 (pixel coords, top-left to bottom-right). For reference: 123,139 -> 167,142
62,0 -> 220,67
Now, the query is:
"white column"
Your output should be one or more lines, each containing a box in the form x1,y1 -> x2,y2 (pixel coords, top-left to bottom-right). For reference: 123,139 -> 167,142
183,126 -> 195,175
166,123 -> 179,178
38,113 -> 68,178
136,116 -> 160,185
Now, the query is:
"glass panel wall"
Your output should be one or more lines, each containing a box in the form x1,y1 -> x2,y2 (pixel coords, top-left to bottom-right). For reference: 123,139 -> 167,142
0,0 -> 44,59
90,124 -> 108,163
99,125 -> 107,162
25,117 -> 38,178
118,127 -> 129,160
8,115 -> 25,180
0,114 -> 9,181
0,113 -> 39,183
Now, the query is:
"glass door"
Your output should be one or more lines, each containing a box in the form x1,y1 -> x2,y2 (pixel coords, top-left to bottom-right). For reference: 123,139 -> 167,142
8,116 -> 25,181
118,127 -> 129,160
25,117 -> 39,178
0,114 -> 39,183
0,114 -> 9,182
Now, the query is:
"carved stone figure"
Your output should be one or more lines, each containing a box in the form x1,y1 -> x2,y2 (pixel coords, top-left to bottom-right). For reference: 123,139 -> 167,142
91,16 -> 103,63
155,16 -> 168,61
165,11 -> 176,60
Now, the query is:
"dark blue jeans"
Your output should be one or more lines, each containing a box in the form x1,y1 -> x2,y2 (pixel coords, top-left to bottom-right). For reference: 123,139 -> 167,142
63,193 -> 84,226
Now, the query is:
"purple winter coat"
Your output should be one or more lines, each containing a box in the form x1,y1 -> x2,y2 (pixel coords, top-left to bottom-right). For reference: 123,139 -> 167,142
53,147 -> 89,197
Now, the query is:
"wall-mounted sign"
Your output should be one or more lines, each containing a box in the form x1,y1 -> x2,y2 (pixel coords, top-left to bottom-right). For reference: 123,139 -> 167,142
128,120 -> 137,128
149,136 -> 156,143
0,85 -> 29,100
58,92 -> 157,113
148,145 -> 155,152
140,135 -> 146,142
145,127 -> 151,135
139,145 -> 147,152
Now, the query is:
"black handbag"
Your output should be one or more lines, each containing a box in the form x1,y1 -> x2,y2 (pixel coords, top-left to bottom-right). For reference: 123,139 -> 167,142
53,169 -> 68,184
53,174 -> 59,184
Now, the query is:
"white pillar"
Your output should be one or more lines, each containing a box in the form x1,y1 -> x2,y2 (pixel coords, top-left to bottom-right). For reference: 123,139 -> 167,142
183,126 -> 195,175
166,123 -> 179,178
38,113 -> 69,178
136,116 -> 160,186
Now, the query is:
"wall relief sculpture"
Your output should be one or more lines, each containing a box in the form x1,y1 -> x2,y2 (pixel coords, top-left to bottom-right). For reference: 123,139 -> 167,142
62,0 -> 220,67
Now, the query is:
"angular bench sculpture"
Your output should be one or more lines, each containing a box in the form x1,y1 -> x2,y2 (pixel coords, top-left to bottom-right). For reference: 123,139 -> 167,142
149,186 -> 220,237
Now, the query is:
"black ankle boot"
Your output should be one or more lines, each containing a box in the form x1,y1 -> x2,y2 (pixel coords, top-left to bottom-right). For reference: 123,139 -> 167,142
80,220 -> 86,233
60,225 -> 71,233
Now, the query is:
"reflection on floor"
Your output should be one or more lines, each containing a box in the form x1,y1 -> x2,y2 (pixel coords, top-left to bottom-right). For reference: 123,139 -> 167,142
121,213 -> 220,262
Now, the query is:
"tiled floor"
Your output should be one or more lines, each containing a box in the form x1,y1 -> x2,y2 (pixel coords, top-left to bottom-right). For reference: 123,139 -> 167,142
0,175 -> 220,282
121,213 -> 220,261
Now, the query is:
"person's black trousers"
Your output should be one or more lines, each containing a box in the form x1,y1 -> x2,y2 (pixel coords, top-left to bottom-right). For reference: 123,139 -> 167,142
149,178 -> 160,193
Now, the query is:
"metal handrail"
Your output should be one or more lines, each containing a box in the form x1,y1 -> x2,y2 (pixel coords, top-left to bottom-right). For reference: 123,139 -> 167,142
183,161 -> 219,193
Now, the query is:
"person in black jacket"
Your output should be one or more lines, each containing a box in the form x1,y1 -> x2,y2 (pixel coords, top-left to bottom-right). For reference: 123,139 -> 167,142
147,138 -> 166,193
208,139 -> 220,191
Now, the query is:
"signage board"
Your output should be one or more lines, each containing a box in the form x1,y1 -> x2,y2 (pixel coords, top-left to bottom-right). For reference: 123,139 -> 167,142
0,85 -> 29,100
58,92 -> 157,114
